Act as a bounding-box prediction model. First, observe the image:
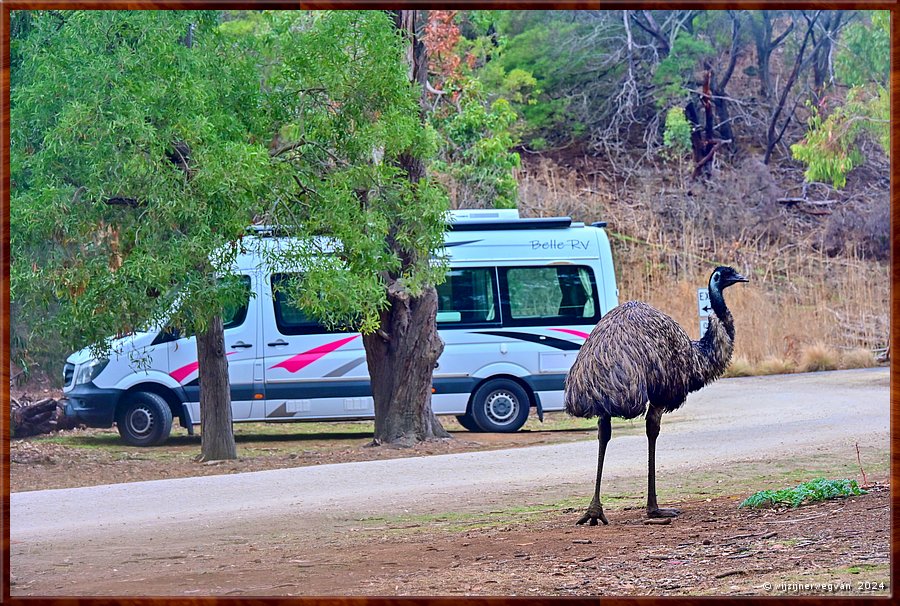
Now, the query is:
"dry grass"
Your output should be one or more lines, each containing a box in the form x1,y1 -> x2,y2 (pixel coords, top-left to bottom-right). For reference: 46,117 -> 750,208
516,158 -> 890,372
839,348 -> 877,369
723,356 -> 754,378
756,356 -> 797,375
797,342 -> 841,372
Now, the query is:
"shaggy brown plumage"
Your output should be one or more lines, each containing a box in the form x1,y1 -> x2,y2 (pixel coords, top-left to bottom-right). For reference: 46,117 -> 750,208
564,300 -> 734,419
564,265 -> 747,525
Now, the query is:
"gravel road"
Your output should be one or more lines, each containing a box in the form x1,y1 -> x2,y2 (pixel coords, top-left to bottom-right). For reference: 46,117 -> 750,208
12,368 -> 889,545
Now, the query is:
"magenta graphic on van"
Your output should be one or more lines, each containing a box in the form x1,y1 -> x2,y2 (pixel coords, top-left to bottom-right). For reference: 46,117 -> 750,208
271,334 -> 361,373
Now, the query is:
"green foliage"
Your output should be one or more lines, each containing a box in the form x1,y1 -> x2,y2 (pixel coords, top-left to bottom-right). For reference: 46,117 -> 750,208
739,478 -> 866,509
475,11 -> 589,147
654,32 -> 714,107
662,107 -> 692,159
835,11 -> 889,87
259,11 -> 449,332
431,82 -> 520,209
790,94 -> 882,189
791,12 -> 889,190
11,10 -> 273,359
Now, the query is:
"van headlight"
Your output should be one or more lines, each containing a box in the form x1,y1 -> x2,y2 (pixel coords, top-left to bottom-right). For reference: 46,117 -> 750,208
74,359 -> 109,385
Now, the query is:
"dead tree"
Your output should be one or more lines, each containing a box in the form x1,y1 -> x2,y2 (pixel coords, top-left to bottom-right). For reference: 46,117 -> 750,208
685,71 -> 730,179
707,11 -> 742,147
748,10 -> 794,101
763,11 -> 830,164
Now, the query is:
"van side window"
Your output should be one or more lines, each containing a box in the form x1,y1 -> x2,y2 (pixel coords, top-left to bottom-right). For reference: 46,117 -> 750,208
223,276 -> 252,330
271,273 -> 330,335
436,268 -> 499,325
501,266 -> 599,325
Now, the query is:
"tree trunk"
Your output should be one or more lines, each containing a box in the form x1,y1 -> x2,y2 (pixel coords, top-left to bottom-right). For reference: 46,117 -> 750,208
764,12 -> 819,165
196,314 -> 237,461
363,283 -> 449,446
750,11 -> 794,102
810,11 -> 844,100
709,12 -> 740,147
359,9 -> 450,446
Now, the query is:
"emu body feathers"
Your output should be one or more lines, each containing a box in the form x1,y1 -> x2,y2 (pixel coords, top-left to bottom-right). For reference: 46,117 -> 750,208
564,266 -> 747,525
564,300 -> 734,419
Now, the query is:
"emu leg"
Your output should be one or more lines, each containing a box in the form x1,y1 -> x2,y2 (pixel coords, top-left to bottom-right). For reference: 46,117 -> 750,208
577,415 -> 612,526
646,405 -> 681,518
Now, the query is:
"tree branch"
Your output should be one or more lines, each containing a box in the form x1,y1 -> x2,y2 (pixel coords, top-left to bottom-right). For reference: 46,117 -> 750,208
719,11 -> 742,92
630,11 -> 670,56
771,19 -> 795,47
106,197 -> 144,208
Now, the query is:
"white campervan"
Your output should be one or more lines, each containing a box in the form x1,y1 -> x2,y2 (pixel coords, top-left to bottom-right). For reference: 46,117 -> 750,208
62,210 -> 619,445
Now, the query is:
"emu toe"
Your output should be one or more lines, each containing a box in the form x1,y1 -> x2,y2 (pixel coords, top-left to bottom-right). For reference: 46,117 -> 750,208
647,507 -> 681,518
576,504 -> 609,526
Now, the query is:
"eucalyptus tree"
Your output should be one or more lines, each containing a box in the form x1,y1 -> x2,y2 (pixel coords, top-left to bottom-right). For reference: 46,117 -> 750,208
259,10 -> 451,445
11,10 -> 274,460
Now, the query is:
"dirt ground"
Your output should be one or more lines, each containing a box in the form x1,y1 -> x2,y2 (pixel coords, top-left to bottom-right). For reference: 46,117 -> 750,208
326,484 -> 892,597
11,481 -> 890,597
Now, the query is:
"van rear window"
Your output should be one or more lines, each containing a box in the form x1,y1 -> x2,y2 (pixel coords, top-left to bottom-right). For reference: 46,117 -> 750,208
501,266 -> 599,326
436,268 -> 499,326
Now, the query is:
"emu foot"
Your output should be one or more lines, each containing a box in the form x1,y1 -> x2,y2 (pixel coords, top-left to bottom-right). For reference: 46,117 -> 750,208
576,502 -> 609,526
647,507 -> 681,518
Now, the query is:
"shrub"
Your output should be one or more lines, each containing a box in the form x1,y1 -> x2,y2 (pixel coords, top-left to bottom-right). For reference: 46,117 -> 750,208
740,478 -> 866,509
723,356 -> 754,377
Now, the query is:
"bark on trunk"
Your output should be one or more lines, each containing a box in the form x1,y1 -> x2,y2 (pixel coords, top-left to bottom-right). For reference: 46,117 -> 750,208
363,283 -> 449,446
358,9 -> 450,447
196,315 -> 237,461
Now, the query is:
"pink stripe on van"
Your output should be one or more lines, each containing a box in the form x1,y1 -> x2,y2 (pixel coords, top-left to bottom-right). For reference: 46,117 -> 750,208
549,328 -> 591,339
170,352 -> 236,384
271,335 -> 361,374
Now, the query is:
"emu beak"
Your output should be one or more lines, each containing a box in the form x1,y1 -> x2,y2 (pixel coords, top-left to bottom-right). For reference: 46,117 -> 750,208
732,273 -> 749,284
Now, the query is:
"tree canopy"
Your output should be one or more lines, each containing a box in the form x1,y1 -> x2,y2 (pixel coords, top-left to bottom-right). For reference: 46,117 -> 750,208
11,10 -> 272,354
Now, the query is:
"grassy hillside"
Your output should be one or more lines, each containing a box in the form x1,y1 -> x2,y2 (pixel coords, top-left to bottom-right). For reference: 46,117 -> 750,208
516,153 -> 888,374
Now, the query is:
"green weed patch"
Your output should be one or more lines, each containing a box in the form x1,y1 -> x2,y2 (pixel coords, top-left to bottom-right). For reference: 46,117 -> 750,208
739,478 -> 866,509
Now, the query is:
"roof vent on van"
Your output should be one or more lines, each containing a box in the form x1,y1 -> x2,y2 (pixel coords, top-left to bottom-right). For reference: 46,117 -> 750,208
448,209 -> 521,221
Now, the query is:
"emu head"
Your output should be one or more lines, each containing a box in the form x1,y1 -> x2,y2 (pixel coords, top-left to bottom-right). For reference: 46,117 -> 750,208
709,266 -> 749,291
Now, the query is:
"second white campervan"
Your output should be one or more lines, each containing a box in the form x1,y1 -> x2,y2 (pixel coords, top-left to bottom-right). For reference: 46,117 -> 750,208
62,210 -> 619,445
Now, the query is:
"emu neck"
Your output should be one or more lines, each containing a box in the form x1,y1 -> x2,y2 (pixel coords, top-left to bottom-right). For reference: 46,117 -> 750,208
692,284 -> 737,389
707,282 -> 735,341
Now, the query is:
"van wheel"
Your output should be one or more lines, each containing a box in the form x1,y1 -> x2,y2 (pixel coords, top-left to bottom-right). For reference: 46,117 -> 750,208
470,379 -> 530,433
116,391 -> 173,446
455,413 -> 484,433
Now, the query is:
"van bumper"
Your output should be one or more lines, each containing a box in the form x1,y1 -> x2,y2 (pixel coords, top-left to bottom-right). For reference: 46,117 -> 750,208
63,384 -> 121,428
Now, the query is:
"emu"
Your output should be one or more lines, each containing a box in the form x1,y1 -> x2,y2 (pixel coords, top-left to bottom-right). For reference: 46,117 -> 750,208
564,266 -> 748,525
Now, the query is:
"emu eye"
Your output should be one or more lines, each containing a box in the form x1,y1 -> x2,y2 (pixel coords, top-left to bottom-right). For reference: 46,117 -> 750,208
713,272 -> 719,282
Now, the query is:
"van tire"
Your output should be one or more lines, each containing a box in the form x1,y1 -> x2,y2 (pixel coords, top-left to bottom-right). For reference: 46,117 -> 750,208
116,391 -> 173,446
455,413 -> 484,433
470,379 -> 530,433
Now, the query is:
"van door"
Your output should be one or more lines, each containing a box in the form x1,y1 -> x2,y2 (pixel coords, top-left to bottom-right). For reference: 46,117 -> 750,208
167,274 -> 260,423
262,273 -> 371,420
